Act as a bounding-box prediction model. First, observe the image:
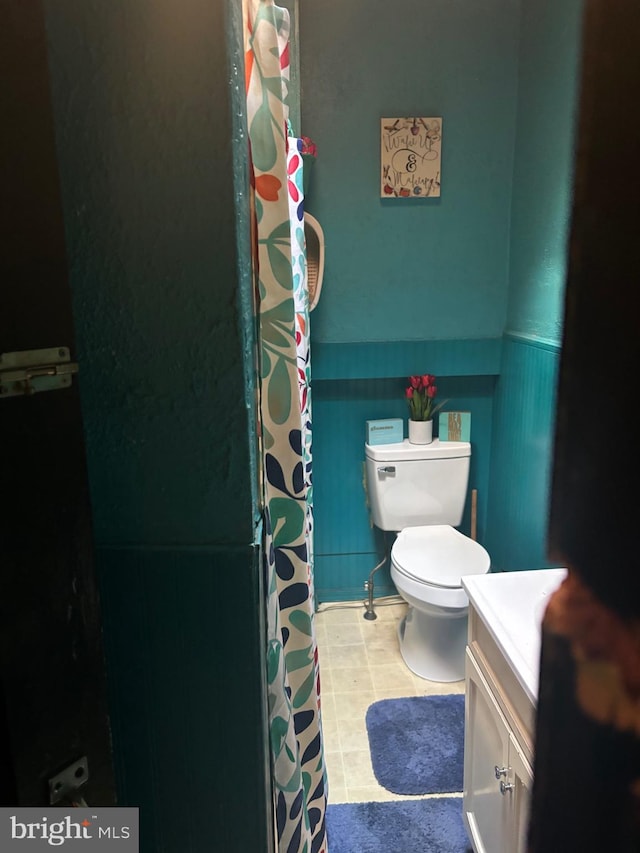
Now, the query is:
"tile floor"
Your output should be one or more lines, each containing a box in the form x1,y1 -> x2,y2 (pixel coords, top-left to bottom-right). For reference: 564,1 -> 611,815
315,597 -> 465,804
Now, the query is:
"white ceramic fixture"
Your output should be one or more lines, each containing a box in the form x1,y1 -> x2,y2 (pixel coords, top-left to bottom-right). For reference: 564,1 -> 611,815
365,438 -> 490,681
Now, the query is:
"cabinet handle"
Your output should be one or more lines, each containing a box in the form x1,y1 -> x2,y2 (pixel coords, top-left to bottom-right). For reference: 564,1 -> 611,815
494,765 -> 509,779
500,780 -> 515,795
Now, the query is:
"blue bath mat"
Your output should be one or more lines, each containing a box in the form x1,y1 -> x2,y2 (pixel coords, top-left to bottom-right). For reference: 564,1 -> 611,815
365,694 -> 465,794
326,797 -> 471,853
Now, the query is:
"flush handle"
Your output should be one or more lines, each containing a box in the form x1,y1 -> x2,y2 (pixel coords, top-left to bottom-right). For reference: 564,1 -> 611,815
377,466 -> 396,474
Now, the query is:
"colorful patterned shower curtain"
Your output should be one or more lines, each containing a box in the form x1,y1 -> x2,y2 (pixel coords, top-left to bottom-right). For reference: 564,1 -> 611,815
244,3 -> 327,852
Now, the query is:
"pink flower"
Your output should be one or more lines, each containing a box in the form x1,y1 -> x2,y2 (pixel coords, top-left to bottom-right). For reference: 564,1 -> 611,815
405,387 -> 414,399
426,384 -> 437,399
409,375 -> 421,389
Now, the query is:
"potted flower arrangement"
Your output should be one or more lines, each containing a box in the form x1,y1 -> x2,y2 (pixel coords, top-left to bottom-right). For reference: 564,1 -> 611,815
405,374 -> 446,444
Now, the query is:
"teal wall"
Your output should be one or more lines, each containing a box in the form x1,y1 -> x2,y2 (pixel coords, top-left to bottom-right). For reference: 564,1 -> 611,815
300,0 -> 520,344
43,2 -> 271,851
486,0 -> 583,570
300,0 -> 520,599
313,369 -> 497,600
301,0 -> 583,597
507,0 -> 583,342
484,335 -> 562,571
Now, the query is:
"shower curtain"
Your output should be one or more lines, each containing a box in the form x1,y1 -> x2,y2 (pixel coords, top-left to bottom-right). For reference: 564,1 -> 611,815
244,3 -> 327,852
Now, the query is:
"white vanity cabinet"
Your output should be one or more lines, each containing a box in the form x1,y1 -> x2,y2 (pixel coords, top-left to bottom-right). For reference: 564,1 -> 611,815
461,569 -> 567,853
464,649 -> 532,853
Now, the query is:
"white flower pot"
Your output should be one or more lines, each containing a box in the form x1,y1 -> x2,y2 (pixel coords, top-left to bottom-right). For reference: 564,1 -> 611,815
408,419 -> 433,445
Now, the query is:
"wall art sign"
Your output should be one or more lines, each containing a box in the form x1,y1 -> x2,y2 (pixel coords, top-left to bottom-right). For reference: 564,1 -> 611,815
380,117 -> 442,199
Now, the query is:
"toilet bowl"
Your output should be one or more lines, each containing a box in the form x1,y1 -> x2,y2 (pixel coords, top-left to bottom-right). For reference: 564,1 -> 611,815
390,524 -> 490,682
364,438 -> 491,682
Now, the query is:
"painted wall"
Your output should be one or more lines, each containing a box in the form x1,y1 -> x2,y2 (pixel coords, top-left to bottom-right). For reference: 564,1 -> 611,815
44,0 -> 258,547
301,0 -> 584,595
43,2 -> 271,851
506,0 -> 583,343
485,0 -> 583,571
485,335 -> 562,571
300,0 -> 520,599
300,0 -> 520,345
313,372 -> 496,600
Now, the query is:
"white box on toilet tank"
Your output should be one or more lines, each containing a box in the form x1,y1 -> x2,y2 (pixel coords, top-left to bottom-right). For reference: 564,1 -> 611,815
364,439 -> 471,532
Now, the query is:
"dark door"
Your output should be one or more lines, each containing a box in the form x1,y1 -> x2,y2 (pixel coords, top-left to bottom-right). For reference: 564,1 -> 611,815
0,1 -> 116,806
530,1 -> 640,850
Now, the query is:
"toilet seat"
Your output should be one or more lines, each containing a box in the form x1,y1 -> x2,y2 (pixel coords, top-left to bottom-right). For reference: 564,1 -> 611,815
392,525 -> 490,587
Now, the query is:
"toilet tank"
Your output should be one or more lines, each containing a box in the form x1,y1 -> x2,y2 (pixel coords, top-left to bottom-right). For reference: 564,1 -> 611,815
364,439 -> 471,532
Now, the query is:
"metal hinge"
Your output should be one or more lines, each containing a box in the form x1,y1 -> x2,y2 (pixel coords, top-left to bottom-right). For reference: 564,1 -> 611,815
0,347 -> 79,398
48,756 -> 89,805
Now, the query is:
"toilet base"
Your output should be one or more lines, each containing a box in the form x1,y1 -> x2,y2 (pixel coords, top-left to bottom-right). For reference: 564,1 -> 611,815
398,605 -> 468,682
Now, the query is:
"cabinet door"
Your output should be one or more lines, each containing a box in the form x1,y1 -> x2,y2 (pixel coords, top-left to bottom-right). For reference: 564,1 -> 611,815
509,733 -> 533,853
463,650 -> 512,853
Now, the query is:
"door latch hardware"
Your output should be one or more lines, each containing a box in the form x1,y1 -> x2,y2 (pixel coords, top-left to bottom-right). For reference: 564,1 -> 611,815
0,347 -> 78,398
48,756 -> 89,805
500,780 -> 515,795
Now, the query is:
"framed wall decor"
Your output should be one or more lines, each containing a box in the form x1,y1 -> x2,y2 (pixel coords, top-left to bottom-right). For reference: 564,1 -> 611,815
380,117 -> 442,198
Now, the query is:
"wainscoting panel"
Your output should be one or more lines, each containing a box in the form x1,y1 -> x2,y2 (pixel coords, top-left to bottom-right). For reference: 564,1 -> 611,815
484,334 -> 562,572
312,374 -> 496,602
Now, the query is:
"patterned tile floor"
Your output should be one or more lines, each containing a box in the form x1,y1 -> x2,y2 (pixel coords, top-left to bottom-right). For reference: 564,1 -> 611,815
314,598 -> 465,804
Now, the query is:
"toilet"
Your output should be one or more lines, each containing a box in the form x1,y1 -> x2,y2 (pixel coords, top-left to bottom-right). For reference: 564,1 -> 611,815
365,438 -> 490,682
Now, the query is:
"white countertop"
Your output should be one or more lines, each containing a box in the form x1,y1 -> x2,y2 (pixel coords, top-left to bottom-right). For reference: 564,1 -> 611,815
462,568 -> 567,705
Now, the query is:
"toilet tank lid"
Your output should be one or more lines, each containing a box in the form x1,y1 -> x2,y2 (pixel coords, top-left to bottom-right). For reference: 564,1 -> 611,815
365,438 -> 470,461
